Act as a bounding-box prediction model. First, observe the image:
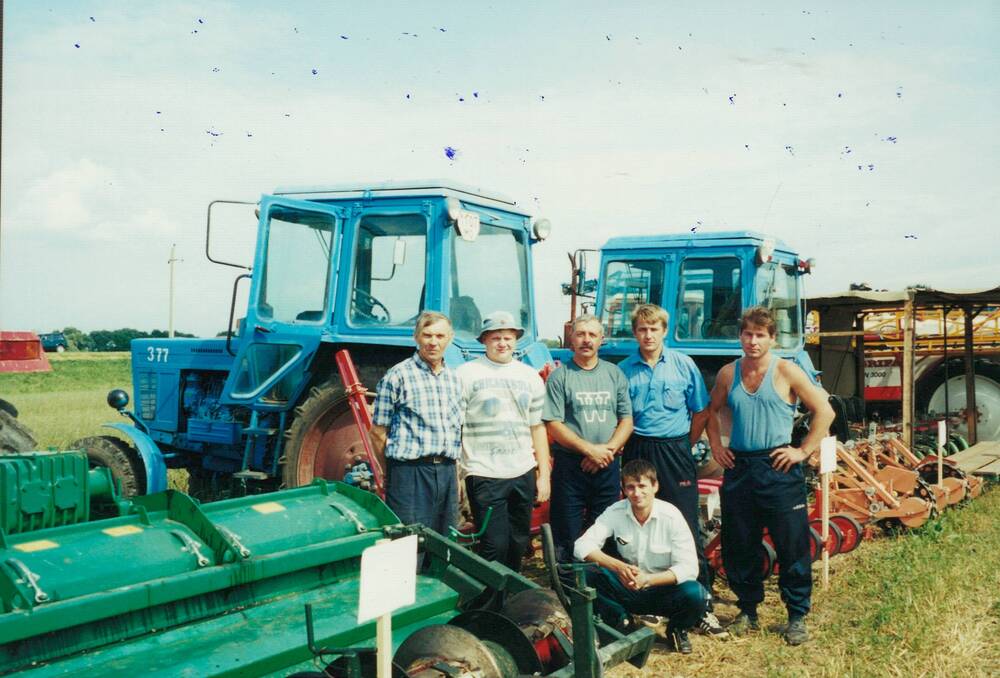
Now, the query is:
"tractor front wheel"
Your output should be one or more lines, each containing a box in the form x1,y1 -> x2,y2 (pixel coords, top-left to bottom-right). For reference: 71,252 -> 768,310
71,435 -> 145,497
0,409 -> 37,453
282,384 -> 377,488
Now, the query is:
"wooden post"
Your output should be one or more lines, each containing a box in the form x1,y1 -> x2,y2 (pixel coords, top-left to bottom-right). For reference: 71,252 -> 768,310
822,471 -> 830,589
902,292 -> 916,449
376,613 -> 392,678
964,307 -> 978,445
854,313 -> 866,403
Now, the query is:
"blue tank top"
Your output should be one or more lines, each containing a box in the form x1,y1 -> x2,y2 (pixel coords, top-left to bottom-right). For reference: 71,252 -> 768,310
727,357 -> 796,452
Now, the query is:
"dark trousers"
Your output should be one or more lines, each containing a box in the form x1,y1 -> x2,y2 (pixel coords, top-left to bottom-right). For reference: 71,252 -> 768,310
466,470 -> 536,572
623,434 -> 713,602
550,449 -> 621,563
587,567 -> 707,632
385,458 -> 459,536
720,451 -> 812,619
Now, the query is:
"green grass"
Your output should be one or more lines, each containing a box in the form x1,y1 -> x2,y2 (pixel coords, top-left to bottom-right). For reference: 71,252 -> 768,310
0,353 -> 132,449
610,487 -> 1000,677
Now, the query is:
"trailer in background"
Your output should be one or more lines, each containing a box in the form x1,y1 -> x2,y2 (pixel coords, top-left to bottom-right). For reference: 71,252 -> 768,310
806,286 -> 1000,451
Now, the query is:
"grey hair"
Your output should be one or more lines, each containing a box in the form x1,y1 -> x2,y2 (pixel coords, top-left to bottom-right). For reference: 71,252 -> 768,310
571,313 -> 604,335
413,311 -> 453,338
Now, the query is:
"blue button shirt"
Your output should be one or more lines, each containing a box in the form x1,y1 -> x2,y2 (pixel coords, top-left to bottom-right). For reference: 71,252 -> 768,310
619,349 -> 709,438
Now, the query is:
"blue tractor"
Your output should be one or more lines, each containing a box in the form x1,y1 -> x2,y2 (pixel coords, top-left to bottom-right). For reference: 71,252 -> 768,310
74,181 -> 554,497
558,231 -> 818,381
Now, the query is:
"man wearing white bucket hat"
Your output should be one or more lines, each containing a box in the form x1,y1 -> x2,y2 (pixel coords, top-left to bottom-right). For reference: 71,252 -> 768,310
456,311 -> 551,572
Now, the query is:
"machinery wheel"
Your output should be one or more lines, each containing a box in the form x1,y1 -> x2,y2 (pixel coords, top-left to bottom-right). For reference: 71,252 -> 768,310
713,540 -> 776,582
56,345 -> 66,353
71,435 -> 145,497
830,514 -> 865,553
924,361 -> 1000,441
0,409 -> 37,453
808,518 -> 844,558
282,383 -> 375,488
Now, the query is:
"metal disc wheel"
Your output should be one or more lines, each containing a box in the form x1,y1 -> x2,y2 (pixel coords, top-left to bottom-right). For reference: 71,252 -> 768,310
808,518 -> 843,558
70,435 -> 145,496
0,409 -> 36,453
830,514 -> 864,553
927,366 -> 1000,441
394,624 -> 511,678
282,383 -> 375,488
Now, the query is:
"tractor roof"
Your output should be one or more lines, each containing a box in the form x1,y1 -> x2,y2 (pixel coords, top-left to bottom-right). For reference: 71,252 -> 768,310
602,230 -> 797,254
273,180 -> 532,216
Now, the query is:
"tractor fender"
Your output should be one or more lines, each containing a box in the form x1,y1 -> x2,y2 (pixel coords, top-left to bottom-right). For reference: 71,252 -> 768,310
101,422 -> 168,494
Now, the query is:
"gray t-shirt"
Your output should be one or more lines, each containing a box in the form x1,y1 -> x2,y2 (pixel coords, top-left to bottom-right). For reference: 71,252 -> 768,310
543,359 -> 632,447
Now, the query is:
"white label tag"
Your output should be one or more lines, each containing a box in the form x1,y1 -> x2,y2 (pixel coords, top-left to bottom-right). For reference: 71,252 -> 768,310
706,490 -> 720,519
937,420 -> 947,450
457,210 -> 480,241
819,436 -> 837,474
357,535 -> 418,623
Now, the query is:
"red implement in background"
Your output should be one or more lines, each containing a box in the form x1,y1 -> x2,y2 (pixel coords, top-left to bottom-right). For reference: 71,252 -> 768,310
334,349 -> 384,498
0,332 -> 52,373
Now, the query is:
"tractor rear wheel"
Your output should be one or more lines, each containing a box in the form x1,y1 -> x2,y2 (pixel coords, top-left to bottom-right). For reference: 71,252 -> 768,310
282,383 -> 376,488
71,435 -> 145,497
0,409 -> 37,453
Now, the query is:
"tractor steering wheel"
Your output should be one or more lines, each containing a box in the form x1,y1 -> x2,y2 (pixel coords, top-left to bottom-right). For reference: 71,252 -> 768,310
352,288 -> 391,324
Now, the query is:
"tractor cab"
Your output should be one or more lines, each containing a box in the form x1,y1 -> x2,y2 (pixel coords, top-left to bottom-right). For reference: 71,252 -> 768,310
564,231 -> 817,379
215,181 -> 553,410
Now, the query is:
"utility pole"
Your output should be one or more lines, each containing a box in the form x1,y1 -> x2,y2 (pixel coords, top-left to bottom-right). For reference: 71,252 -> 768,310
168,244 -> 183,338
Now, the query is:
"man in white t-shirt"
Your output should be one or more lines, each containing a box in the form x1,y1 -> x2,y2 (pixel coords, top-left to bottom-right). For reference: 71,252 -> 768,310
457,311 -> 551,572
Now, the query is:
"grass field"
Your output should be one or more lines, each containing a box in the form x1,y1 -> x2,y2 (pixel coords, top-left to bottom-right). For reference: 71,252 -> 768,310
2,355 -> 998,676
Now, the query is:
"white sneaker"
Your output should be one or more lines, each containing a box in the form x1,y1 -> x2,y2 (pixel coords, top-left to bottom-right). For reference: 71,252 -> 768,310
695,611 -> 730,639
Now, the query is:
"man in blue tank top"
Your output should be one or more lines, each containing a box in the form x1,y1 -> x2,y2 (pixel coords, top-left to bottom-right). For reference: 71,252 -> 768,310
706,306 -> 834,645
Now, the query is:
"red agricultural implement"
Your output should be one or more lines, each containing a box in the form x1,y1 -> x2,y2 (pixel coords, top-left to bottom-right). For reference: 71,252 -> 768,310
0,331 -> 51,373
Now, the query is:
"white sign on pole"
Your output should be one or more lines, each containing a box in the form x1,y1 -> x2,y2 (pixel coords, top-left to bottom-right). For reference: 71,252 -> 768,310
358,535 -> 418,623
819,436 -> 837,474
706,490 -> 720,520
937,420 -> 947,449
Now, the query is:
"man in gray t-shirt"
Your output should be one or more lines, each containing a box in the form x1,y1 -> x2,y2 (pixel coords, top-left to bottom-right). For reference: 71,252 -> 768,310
544,315 -> 633,562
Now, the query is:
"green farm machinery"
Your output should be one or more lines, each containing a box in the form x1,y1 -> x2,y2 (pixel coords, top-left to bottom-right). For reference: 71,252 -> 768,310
0,451 -> 654,677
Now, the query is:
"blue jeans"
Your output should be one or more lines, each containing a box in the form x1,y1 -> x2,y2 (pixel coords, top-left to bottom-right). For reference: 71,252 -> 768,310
587,567 -> 707,632
385,458 -> 459,536
550,448 -> 621,562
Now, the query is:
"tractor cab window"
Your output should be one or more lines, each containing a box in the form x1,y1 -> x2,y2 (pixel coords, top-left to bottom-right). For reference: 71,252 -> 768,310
259,207 -> 335,324
350,214 -> 427,327
675,257 -> 742,341
755,261 -> 802,348
451,223 -> 532,340
601,260 -> 664,339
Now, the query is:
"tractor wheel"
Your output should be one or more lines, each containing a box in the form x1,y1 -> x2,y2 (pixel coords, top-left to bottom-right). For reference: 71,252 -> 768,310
282,383 -> 375,488
0,410 -> 37,453
0,398 -> 18,419
70,435 -> 145,497
924,361 -> 1000,441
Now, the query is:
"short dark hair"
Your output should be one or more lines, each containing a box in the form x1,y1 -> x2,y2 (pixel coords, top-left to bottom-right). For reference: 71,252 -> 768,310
739,306 -> 777,336
622,459 -> 658,485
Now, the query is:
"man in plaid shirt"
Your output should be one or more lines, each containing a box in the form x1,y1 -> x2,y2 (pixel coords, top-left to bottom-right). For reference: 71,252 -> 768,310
370,311 -> 464,536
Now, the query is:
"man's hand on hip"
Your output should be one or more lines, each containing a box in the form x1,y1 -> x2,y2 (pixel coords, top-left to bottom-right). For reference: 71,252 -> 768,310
770,445 -> 808,472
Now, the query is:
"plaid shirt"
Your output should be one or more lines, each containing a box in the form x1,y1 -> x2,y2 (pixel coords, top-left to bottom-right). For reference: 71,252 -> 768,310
372,352 -> 464,461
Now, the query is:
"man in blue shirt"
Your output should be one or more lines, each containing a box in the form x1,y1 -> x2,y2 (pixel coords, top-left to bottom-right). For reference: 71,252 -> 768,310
370,311 -> 463,537
619,304 -> 723,637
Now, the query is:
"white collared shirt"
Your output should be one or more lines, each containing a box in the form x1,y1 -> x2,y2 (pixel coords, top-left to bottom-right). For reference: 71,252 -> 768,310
572,498 -> 699,584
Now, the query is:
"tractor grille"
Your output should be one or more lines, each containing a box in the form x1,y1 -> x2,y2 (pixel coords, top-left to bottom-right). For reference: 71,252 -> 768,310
137,371 -> 157,420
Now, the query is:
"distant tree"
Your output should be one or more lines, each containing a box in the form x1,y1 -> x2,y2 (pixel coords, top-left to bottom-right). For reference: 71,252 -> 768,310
61,327 -> 93,351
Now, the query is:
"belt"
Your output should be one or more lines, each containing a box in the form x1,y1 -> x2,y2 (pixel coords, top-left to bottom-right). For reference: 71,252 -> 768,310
730,443 -> 792,458
388,455 -> 456,465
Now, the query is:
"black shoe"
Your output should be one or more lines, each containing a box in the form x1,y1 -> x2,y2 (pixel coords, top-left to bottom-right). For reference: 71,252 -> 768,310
784,617 -> 808,646
667,628 -> 693,654
728,612 -> 760,636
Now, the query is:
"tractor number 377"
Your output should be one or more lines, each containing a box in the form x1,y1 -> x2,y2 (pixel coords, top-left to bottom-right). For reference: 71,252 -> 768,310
147,347 -> 169,363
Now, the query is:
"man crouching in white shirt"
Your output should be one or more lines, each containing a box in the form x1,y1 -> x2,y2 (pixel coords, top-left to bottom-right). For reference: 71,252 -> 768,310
573,459 -> 707,654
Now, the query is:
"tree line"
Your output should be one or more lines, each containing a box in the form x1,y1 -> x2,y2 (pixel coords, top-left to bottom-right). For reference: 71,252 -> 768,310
53,327 -> 196,352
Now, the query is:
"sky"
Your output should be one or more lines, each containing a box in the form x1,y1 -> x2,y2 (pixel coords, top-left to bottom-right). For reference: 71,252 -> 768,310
1,1 -> 998,340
